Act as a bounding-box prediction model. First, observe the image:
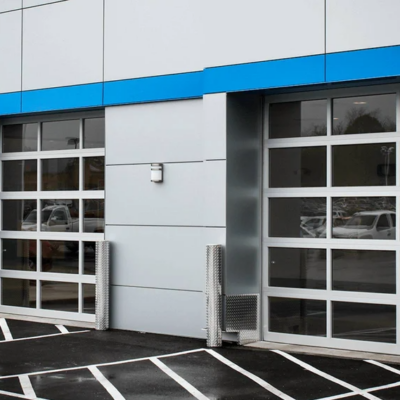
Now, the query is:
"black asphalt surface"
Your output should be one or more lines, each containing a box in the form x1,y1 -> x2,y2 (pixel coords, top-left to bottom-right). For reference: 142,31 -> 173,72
0,318 -> 400,399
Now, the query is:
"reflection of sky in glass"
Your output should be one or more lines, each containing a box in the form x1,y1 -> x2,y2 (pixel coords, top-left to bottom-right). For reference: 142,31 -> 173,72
42,120 -> 80,151
300,100 -> 327,136
333,94 -> 396,134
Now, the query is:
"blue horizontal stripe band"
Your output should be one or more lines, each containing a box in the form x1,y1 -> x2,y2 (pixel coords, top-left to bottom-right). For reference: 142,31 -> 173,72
1,45 -> 400,117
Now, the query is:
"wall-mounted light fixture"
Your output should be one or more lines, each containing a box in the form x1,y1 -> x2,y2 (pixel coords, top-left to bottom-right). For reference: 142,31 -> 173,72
151,163 -> 163,183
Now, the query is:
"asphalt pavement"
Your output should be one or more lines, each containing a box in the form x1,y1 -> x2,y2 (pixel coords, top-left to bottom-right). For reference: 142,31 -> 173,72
0,318 -> 400,399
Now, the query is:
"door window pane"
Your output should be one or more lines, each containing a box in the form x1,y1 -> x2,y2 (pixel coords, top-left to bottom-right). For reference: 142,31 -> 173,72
2,279 -> 36,308
333,250 -> 395,294
269,248 -> 326,289
84,118 -> 105,149
40,200 -> 79,233
3,200 -> 37,231
270,147 -> 326,188
42,158 -> 79,190
333,302 -> 396,343
42,120 -> 80,151
84,199 -> 104,233
332,197 -> 396,240
269,100 -> 327,138
333,143 -> 396,186
269,297 -> 326,336
41,241 -> 78,273
41,281 -> 78,312
84,157 -> 104,190
269,198 -> 326,238
3,160 -> 37,191
83,284 -> 95,314
84,242 -> 96,275
2,124 -> 38,152
2,239 -> 36,271
333,94 -> 396,135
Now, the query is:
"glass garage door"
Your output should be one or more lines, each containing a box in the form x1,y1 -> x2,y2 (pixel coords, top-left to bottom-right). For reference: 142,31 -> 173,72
263,85 -> 400,353
0,113 -> 105,324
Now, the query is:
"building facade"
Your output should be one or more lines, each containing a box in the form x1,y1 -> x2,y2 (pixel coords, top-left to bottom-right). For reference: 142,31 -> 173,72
1,0 -> 400,354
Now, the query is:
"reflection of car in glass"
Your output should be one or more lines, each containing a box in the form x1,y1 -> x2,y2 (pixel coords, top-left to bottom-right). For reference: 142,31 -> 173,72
332,210 -> 395,240
300,216 -> 326,238
29,240 -> 53,271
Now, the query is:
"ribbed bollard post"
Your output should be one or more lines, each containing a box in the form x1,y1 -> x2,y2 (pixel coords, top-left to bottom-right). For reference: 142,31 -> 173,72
95,241 -> 110,330
206,244 -> 222,347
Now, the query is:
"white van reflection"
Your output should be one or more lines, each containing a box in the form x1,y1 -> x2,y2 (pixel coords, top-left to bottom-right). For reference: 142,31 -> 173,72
333,210 -> 395,240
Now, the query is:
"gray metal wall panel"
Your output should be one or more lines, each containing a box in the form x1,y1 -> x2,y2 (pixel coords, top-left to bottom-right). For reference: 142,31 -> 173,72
105,100 -> 203,165
0,0 -> 22,12
204,160 -> 226,227
106,163 -> 205,226
110,285 -> 206,338
106,226 -> 206,291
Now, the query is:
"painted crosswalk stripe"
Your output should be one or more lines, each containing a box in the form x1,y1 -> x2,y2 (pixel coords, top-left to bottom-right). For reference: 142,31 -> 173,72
273,350 -> 381,400
88,366 -> 125,400
205,349 -> 295,400
0,318 -> 13,341
151,357 -> 209,400
55,325 -> 69,334
19,375 -> 37,399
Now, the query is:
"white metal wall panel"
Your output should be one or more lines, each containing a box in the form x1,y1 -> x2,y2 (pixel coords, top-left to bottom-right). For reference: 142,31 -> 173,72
106,163 -> 205,226
0,11 -> 22,93
204,161 -> 226,227
104,0 -> 204,81
22,0 -> 103,90
327,0 -> 400,53
204,93 -> 227,161
0,0 -> 22,12
111,285 -> 206,338
105,100 -> 203,165
106,226 -> 206,291
23,0 -> 67,7
204,0 -> 325,68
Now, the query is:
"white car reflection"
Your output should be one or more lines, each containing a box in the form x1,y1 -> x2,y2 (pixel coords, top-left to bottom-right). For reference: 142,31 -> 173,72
332,210 -> 395,240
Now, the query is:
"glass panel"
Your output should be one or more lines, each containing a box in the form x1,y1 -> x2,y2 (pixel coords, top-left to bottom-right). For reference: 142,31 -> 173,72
41,281 -> 78,312
41,120 -> 80,151
83,284 -> 95,314
84,242 -> 96,275
84,157 -> 104,190
83,118 -> 105,149
333,94 -> 396,135
269,198 -> 326,238
270,147 -> 326,188
3,160 -> 37,191
2,239 -> 36,271
40,200 -> 79,233
333,143 -> 396,186
2,279 -> 36,308
84,199 -> 104,233
333,250 -> 395,294
41,241 -> 78,273
3,200 -> 37,231
269,297 -> 326,336
332,197 -> 396,240
333,302 -> 396,343
2,124 -> 37,153
42,158 -> 79,190
269,100 -> 327,138
269,248 -> 326,289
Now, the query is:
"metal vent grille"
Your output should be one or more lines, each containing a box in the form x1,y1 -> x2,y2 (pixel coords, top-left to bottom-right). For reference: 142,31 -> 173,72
95,241 -> 110,331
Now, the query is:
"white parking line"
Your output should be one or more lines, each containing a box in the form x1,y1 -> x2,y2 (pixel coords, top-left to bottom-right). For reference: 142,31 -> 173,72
151,358 -> 209,400
273,350 -> 381,400
206,349 -> 295,400
88,366 -> 125,400
0,330 -> 90,344
0,318 -> 13,341
55,325 -> 69,334
19,375 -> 37,399
0,388 -> 48,400
0,348 -> 205,380
366,359 -> 400,376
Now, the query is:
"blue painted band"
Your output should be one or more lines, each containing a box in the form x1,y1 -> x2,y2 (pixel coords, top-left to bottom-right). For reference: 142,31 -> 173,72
203,54 -> 326,94
326,46 -> 400,83
104,71 -> 203,106
21,83 -> 103,114
1,45 -> 400,117
0,92 -> 21,115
